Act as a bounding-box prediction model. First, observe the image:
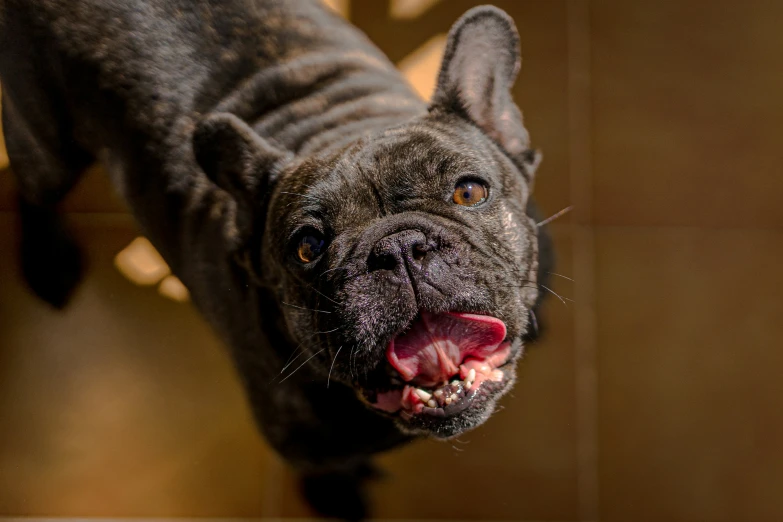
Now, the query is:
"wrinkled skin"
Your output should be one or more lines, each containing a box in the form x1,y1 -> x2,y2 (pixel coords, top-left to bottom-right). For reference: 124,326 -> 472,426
264,112 -> 540,438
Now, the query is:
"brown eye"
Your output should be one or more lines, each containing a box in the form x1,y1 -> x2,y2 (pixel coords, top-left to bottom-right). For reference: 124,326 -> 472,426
297,234 -> 326,263
453,180 -> 488,207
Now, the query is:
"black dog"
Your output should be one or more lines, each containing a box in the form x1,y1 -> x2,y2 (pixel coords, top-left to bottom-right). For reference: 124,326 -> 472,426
0,0 -> 552,519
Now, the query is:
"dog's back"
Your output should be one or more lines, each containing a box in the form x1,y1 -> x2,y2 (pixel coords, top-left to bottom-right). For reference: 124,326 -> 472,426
0,0 -> 419,303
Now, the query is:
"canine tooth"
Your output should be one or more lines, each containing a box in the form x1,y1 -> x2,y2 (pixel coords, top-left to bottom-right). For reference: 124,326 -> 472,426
427,399 -> 437,408
465,381 -> 472,390
468,368 -> 476,382
415,389 -> 432,402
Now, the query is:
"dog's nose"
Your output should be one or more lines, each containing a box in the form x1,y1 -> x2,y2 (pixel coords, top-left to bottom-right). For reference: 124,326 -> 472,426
368,230 -> 431,273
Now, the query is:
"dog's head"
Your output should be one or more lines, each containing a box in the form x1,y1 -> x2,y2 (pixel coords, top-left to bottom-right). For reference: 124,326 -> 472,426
193,6 -> 542,438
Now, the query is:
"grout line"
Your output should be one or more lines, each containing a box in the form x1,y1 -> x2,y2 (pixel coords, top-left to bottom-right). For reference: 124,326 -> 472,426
572,225 -> 599,522
567,0 -> 594,225
567,0 -> 599,521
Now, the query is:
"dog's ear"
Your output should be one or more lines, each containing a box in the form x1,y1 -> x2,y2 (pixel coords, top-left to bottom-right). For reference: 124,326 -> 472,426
431,6 -> 541,177
193,112 -> 289,245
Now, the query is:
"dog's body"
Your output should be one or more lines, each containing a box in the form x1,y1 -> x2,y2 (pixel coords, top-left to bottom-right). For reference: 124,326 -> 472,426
1,0 -> 551,518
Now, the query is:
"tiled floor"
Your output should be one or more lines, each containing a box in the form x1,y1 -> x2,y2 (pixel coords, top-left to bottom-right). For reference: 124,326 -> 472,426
0,214 -> 275,517
0,0 -> 580,516
0,206 -> 576,519
591,0 -> 783,229
2,0 -> 783,520
596,227 -> 783,522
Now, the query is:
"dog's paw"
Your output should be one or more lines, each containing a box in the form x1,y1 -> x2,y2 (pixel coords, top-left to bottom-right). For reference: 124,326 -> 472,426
300,462 -> 380,522
19,200 -> 84,309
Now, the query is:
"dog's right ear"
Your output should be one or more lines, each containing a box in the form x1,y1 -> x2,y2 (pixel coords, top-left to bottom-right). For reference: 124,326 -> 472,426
431,6 -> 540,178
193,112 -> 289,246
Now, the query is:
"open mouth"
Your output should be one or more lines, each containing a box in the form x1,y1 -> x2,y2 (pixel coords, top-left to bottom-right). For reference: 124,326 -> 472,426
366,311 -> 511,420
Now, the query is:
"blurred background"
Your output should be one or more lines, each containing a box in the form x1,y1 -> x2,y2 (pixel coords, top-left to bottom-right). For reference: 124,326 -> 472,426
1,0 -> 782,520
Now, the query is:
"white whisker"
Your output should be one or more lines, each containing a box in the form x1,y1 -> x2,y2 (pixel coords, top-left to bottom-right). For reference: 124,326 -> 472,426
349,345 -> 358,380
537,205 -> 573,227
281,301 -> 331,314
327,345 -> 344,389
279,349 -> 325,384
539,283 -> 573,306
280,327 -> 338,373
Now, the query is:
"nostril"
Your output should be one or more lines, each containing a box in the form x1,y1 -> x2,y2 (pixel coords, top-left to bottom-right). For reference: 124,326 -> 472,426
368,251 -> 398,272
412,242 -> 428,261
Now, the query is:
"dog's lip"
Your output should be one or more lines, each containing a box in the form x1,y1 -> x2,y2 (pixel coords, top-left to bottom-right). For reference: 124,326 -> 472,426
364,342 -> 514,418
356,309 -> 516,421
386,311 -> 508,386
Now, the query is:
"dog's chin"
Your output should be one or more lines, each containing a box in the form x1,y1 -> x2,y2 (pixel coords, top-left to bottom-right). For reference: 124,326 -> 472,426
354,311 -> 523,439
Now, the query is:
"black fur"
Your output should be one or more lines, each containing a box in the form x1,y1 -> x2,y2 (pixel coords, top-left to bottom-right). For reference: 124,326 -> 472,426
0,1 -> 552,518
300,461 -> 381,522
18,197 -> 84,308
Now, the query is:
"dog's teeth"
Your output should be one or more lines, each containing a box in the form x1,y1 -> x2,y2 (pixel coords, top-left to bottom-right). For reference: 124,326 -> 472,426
434,389 -> 444,398
445,396 -> 453,405
481,365 -> 489,372
427,399 -> 437,408
415,389 -> 432,402
468,368 -> 476,382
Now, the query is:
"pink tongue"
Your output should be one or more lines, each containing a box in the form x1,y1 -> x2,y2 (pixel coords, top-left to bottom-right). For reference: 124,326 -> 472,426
386,312 -> 507,386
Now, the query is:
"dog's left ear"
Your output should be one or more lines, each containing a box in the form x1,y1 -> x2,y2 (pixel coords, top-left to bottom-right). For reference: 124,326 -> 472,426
431,6 -> 541,177
193,112 -> 289,248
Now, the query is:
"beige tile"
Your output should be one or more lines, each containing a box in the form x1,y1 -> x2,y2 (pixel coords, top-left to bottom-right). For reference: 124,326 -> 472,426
0,215 -> 276,516
279,226 -> 579,521
592,0 -> 783,228
390,0 -> 443,20
321,0 -> 350,19
398,33 -> 447,101
596,227 -> 783,521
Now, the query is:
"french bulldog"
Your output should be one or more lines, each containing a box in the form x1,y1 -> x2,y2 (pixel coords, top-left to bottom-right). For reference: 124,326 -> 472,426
0,0 -> 553,519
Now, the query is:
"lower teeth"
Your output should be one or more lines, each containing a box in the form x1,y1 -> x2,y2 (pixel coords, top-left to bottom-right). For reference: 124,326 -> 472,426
412,367 -> 491,409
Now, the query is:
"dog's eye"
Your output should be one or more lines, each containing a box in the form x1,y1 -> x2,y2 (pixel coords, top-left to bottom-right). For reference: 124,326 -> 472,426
453,180 -> 488,207
297,233 -> 326,264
